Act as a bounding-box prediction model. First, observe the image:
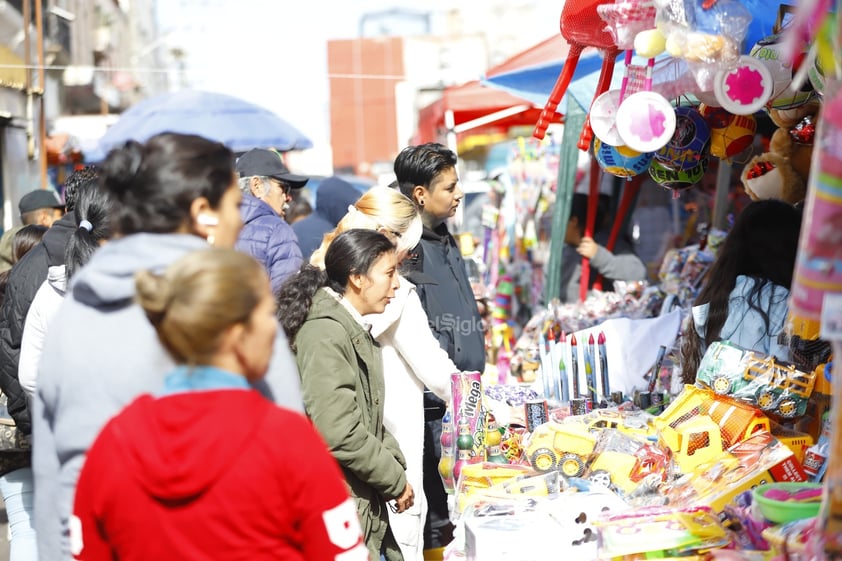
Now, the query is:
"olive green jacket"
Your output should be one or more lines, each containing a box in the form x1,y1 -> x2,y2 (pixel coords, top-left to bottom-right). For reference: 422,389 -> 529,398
295,288 -> 407,561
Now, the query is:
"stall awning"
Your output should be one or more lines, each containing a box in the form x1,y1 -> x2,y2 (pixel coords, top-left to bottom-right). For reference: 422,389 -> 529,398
416,80 -> 560,145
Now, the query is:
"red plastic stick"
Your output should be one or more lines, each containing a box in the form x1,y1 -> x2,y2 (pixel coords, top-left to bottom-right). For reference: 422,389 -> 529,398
533,45 -> 583,140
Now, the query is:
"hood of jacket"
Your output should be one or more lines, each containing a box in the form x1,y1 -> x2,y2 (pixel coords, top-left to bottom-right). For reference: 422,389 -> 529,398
306,288 -> 370,337
110,390 -> 267,502
46,264 -> 67,296
240,193 -> 277,224
316,177 -> 361,226
42,212 -> 77,267
70,233 -> 208,307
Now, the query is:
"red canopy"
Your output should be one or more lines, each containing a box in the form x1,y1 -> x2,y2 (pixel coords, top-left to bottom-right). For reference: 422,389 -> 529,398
415,80 -> 561,145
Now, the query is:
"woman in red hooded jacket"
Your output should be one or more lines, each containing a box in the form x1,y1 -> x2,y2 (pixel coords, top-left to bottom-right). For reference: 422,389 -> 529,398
71,248 -> 368,561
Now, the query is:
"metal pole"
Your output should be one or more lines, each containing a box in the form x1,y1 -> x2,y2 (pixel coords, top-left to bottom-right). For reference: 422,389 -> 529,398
35,0 -> 48,188
712,160 -> 732,230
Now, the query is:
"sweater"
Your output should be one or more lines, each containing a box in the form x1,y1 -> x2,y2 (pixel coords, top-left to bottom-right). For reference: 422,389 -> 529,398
19,265 -> 67,400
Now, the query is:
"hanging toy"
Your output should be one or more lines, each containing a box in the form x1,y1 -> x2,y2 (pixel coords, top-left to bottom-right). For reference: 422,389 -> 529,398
698,104 -> 756,160
593,137 -> 654,178
649,157 -> 708,195
654,106 -> 711,171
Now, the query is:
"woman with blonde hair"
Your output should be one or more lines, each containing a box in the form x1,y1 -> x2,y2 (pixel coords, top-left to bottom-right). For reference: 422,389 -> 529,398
73,248 -> 364,561
309,186 -> 457,561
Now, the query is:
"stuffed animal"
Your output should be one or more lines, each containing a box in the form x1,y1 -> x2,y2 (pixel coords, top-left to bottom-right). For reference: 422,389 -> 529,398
740,101 -> 819,205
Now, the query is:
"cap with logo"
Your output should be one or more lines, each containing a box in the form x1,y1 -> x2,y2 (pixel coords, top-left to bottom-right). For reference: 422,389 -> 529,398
235,149 -> 308,188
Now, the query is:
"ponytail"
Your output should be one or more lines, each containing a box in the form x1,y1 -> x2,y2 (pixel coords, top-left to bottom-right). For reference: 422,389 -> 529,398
277,265 -> 330,349
64,183 -> 113,279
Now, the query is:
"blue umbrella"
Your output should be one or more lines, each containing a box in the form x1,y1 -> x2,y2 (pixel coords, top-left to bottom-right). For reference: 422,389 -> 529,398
97,90 -> 312,158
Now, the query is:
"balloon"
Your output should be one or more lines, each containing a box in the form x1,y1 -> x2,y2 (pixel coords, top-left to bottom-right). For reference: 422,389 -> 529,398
654,106 -> 711,171
593,137 -> 654,178
649,157 -> 709,191
699,104 -> 756,160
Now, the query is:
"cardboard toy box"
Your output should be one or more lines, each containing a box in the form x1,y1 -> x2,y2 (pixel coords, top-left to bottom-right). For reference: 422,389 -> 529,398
464,491 -> 628,561
666,431 -> 807,512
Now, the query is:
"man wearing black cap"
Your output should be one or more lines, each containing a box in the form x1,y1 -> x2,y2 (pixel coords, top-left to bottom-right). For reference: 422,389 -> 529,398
0,190 -> 65,272
235,148 -> 306,295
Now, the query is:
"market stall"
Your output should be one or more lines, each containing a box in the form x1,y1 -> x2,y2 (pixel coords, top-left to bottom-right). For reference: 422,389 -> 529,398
431,1 -> 841,559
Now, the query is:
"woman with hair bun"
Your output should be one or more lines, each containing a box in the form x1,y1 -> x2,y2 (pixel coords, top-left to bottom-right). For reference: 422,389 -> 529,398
279,228 -> 411,561
32,133 -> 304,561
72,248 -> 364,561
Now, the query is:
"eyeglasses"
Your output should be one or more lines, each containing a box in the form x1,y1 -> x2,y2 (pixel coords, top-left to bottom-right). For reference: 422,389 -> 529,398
269,179 -> 292,197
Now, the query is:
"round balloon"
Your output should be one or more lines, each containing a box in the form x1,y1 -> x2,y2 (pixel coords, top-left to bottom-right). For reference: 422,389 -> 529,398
750,34 -> 816,109
698,104 -> 756,159
649,157 -> 708,191
654,106 -> 711,171
592,138 -> 653,178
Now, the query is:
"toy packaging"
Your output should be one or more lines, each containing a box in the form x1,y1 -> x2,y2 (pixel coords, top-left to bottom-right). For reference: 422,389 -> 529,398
695,341 -> 817,420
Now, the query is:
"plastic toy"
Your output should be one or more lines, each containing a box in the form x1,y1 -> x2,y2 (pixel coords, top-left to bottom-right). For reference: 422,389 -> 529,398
524,421 -> 597,475
698,104 -> 756,159
592,137 -> 654,178
696,341 -> 817,419
584,429 -> 672,496
653,106 -> 711,171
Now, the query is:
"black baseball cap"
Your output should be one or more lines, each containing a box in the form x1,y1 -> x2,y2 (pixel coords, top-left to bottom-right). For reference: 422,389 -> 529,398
18,189 -> 64,214
235,149 -> 308,188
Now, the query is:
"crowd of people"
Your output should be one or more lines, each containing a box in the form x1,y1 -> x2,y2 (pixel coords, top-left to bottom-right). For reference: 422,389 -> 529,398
0,133 -> 808,561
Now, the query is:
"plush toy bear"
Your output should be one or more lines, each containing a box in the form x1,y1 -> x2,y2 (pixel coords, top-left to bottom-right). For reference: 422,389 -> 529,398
740,102 -> 819,205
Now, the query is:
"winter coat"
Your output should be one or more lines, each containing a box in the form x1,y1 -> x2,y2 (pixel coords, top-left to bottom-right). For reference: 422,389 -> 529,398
411,224 -> 485,373
0,212 -> 75,434
33,233 -> 304,561
19,265 -> 66,400
72,366 -> 363,561
692,275 -> 791,361
559,232 -> 647,303
295,288 -> 407,561
293,177 -> 361,260
365,276 -> 455,561
235,194 -> 303,295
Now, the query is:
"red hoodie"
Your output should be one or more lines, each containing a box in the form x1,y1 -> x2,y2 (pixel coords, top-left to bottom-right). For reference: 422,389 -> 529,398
72,389 -> 369,561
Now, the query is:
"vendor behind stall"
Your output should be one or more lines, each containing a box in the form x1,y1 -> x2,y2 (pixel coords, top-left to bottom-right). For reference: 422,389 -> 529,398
560,193 -> 647,303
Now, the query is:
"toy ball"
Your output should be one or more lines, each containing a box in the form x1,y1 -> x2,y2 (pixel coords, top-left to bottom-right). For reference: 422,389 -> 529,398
698,104 -> 756,159
750,34 -> 816,110
654,107 -> 711,171
649,157 -> 708,192
592,138 -> 653,178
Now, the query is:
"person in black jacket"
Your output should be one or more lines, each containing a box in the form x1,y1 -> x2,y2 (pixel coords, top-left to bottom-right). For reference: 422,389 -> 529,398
394,143 -> 486,551
0,166 -> 99,436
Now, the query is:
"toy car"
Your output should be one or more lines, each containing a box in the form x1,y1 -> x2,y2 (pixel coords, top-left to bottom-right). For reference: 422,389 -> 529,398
584,430 -> 672,496
524,421 -> 597,476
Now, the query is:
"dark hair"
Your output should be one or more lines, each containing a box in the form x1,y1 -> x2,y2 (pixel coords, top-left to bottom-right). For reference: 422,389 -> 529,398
0,224 -> 47,308
101,133 -> 235,236
277,229 -> 395,348
63,165 -> 99,212
64,182 -> 113,279
680,199 -> 802,382
569,193 -> 610,234
393,143 -> 457,200
12,224 -> 48,262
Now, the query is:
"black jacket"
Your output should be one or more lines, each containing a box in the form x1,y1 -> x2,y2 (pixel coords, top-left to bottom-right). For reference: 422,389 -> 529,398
410,224 -> 485,373
0,213 -> 75,434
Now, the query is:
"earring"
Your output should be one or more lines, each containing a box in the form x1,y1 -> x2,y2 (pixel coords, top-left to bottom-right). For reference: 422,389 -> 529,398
207,233 -> 215,246
419,199 -> 425,207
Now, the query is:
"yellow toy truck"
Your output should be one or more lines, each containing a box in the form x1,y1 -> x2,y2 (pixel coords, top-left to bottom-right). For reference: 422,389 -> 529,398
524,421 -> 597,476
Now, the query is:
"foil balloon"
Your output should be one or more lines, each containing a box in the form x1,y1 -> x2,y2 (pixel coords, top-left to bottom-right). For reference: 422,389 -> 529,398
592,137 -> 653,178
649,157 -> 708,192
654,106 -> 711,171
699,104 -> 757,160
749,34 -> 816,110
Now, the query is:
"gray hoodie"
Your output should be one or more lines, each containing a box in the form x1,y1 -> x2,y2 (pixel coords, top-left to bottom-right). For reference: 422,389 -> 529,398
32,233 -> 304,561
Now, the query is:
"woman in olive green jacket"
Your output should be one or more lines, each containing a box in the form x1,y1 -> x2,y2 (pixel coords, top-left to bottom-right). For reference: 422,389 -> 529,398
278,229 -> 413,561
